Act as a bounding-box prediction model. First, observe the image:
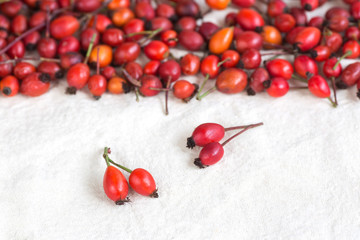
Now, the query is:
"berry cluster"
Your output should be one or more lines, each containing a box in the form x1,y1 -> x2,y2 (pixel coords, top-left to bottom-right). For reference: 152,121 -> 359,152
102,147 -> 158,205
0,0 -> 360,112
186,122 -> 263,168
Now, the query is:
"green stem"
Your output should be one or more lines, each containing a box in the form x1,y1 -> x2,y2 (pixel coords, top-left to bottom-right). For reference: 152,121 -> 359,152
333,50 -> 352,70
126,28 -> 162,38
292,74 -> 308,83
135,87 -> 140,102
222,122 -> 264,146
108,160 -> 133,173
196,74 -> 210,100
217,58 -> 230,67
102,147 -> 133,173
327,97 -> 337,108
197,86 -> 216,100
84,33 -> 97,64
149,87 -> 170,91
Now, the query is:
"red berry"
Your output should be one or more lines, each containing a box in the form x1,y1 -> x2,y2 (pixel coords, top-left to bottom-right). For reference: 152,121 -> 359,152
66,63 -> 90,91
180,53 -> 200,76
88,75 -> 107,99
266,77 -> 289,97
103,165 -> 129,204
50,15 -> 80,40
139,75 -> 162,96
308,75 -> 330,98
20,72 -> 51,97
187,123 -> 225,148
294,55 -> 318,79
129,168 -> 158,197
266,59 -> 293,80
0,75 -> 19,97
144,40 -> 169,61
13,62 -> 36,80
173,80 -> 196,100
194,142 -> 224,167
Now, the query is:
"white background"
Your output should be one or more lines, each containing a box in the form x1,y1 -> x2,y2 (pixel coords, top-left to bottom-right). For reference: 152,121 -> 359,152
1,0 -> 360,239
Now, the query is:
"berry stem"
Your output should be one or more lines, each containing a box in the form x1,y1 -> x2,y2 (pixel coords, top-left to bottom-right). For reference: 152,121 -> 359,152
327,97 -> 337,108
330,76 -> 338,106
196,74 -> 209,100
222,122 -> 264,146
135,87 -> 140,102
96,47 -> 100,75
126,28 -> 162,38
122,69 -> 142,87
292,74 -> 308,83
197,86 -> 216,100
224,123 -> 263,131
149,87 -> 170,91
217,58 -> 230,67
84,33 -> 97,64
333,50 -> 352,70
102,147 -> 133,173
165,77 -> 171,115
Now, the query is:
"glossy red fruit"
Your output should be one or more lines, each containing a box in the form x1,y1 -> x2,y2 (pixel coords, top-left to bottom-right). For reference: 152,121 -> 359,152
158,60 -> 181,83
123,18 -> 145,41
0,54 -> 13,77
23,31 -> 41,51
342,40 -> 360,59
294,55 -> 318,79
325,7 -> 350,20
345,26 -> 360,41
247,68 -> 269,95
88,75 -> 107,99
103,165 -> 129,204
11,14 -> 27,35
29,11 -> 46,28
309,45 -> 331,62
143,60 -> 161,75
60,52 -> 83,69
88,14 -> 112,33
129,168 -> 158,197
161,30 -> 177,47
75,0 -> 101,12
322,31 -> 342,53
327,15 -> 349,32
175,0 -> 200,18
37,38 -> 57,58
124,62 -> 143,80
198,22 -> 219,41
180,53 -> 200,75
221,50 -> 240,68
232,0 -> 255,7
178,30 -> 204,51
308,75 -> 330,98
135,2 -> 155,20
20,72 -> 51,97
290,7 -> 307,26
0,75 -> 19,97
239,49 -> 261,70
114,42 -> 141,65
6,36 -> 25,59
13,62 -> 36,80
323,57 -> 341,78
235,31 -> 262,53
81,28 -> 100,51
101,66 -> 116,80
187,123 -> 225,148
147,17 -> 173,33
286,26 -> 305,44
338,62 -> 360,88
274,14 -> 296,33
216,68 -> 248,94
57,36 -> 80,55
139,75 -> 162,96
50,15 -> 80,40
67,63 -> 90,90
351,2 -> 360,20
173,80 -> 196,100
266,59 -> 293,80
39,0 -> 59,11
0,1 -> 22,18
294,27 -> 321,52
144,40 -> 169,61
266,77 -> 289,97
37,61 -> 64,80
101,28 -> 124,47
200,55 -> 220,79
156,3 -> 176,20
267,0 -> 287,17
236,8 -> 264,31
301,0 -> 318,11
194,142 -> 224,167
307,16 -> 324,29
225,12 -> 237,26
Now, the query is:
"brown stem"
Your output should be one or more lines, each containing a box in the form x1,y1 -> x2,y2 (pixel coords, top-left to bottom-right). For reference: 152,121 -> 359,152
224,123 -> 264,132
122,69 -> 141,87
222,122 -> 264,147
330,77 -> 338,106
165,77 -> 171,115
96,47 -> 100,75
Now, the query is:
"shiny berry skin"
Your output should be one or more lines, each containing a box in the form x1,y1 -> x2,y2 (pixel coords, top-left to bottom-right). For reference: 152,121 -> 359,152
308,16 -> 325,29
178,30 -> 204,51
139,75 -> 162,96
0,1 -> 22,18
221,50 -> 240,68
236,8 -> 264,31
7,37 -> 25,59
102,28 -> 124,47
37,38 -> 57,58
301,0 -> 318,11
135,2 -> 155,20
57,36 -> 80,55
327,15 -> 349,32
266,77 -> 289,97
144,60 -> 161,75
290,7 -> 307,26
113,42 -> 141,65
187,123 -> 225,148
322,31 -> 342,53
107,0 -> 130,9
200,55 -> 220,79
294,55 -> 318,79
88,14 -> 112,33
23,31 -> 41,51
123,18 -> 145,42
216,68 -> 248,94
267,0 -> 287,17
266,59 -> 293,80
147,17 -> 173,33
80,28 -> 100,51
180,53 -> 200,75
325,7 -> 350,20
206,0 -> 231,10
50,15 -> 80,40
261,25 -> 282,48
247,68 -> 269,95
156,3 -> 176,20
158,60 -> 181,83
129,168 -> 157,197
0,75 -> 19,97
88,75 -> 107,98
0,54 -> 13,77
112,8 -> 134,27
209,27 -> 234,55
39,0 -> 59,11
342,40 -> 360,59
13,62 -> 36,80
161,30 -> 177,47
173,80 -> 196,99
175,0 -> 200,18
108,77 -> 129,94
66,63 -> 90,90
274,14 -> 296,33
103,166 -> 129,203
198,22 -> 219,41
235,31 -> 263,53
60,52 -> 83,69
75,0 -> 101,13
351,2 -> 360,20
37,61 -> 63,80
124,62 -> 143,80
232,0 -> 255,7
89,45 -> 113,68
338,62 -> 360,88
323,57 -> 341,78
309,45 -> 331,62
101,66 -> 116,80
286,26 -> 305,44
239,49 -> 261,70
308,75 -> 330,98
345,26 -> 360,41
11,14 -> 27,35
294,27 -> 321,52
20,72 -> 51,97
29,11 -> 46,28
144,40 -> 169,61
194,142 -> 224,168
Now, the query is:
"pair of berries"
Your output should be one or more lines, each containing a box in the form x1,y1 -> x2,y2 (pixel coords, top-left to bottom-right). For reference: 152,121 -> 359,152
102,147 -> 158,205
186,122 -> 263,168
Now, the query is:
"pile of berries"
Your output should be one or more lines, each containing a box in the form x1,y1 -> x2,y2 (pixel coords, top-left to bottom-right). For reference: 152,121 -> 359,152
0,0 -> 360,112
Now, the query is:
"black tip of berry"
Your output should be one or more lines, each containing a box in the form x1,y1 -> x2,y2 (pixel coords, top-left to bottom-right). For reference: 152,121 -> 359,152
304,3 -> 312,11
283,6 -> 289,14
26,43 -> 36,51
247,87 -> 256,96
293,43 -> 300,52
348,16 -> 355,22
194,158 -> 205,168
93,95 -> 101,100
89,62 -> 97,69
357,90 -> 360,99
2,87 -> 11,96
186,137 -> 195,149
39,73 -> 51,83
336,81 -> 348,89
115,197 -> 130,205
55,70 -> 64,79
150,189 -> 159,198
66,87 -> 77,95
309,49 -> 317,58
306,72 -> 313,79
106,24 -> 116,30
169,15 -> 178,23
122,82 -> 131,93
237,61 -> 244,69
255,26 -> 263,33
263,80 -> 271,89
330,52 -> 336,58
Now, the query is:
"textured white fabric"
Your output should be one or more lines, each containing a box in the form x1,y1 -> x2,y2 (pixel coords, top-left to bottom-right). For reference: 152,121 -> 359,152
1,1 -> 360,239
